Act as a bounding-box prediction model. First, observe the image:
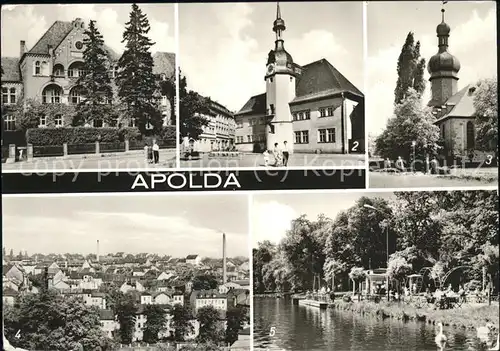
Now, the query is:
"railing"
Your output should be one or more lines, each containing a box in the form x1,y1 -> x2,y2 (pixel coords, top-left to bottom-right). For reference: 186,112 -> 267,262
67,143 -> 96,155
34,145 -> 65,157
100,142 -> 126,153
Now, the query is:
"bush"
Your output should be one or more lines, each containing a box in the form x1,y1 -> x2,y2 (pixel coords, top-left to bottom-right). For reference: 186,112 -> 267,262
25,126 -> 176,146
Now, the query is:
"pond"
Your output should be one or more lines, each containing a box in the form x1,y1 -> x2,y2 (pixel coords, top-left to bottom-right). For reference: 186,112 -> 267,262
253,297 -> 492,350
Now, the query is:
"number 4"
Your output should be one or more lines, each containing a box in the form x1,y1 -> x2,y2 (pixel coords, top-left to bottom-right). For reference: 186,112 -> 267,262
351,141 -> 359,152
15,330 -> 21,339
269,326 -> 276,337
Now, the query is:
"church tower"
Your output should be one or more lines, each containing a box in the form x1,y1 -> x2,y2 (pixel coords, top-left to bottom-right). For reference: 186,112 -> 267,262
427,7 -> 461,107
265,2 -> 298,152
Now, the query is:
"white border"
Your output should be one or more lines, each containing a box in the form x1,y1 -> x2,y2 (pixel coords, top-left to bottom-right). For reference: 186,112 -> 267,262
175,2 -> 181,169
248,193 -> 254,351
363,1 -> 369,189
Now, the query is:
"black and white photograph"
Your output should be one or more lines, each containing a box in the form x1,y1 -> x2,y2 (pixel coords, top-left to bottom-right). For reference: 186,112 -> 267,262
1,4 -> 177,171
2,194 -> 251,351
252,190 -> 499,351
367,1 -> 498,188
178,2 -> 365,169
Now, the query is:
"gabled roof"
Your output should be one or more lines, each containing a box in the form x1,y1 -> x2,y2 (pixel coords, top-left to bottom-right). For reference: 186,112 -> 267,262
1,57 -> 22,82
292,58 -> 364,104
235,93 -> 267,116
186,255 -> 199,260
434,85 -> 476,123
3,287 -> 19,297
28,21 -> 74,55
152,52 -> 175,78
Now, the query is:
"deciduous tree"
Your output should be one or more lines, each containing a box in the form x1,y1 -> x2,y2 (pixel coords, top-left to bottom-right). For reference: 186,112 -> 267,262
473,77 -> 498,153
197,305 -> 223,344
115,292 -> 138,344
143,304 -> 168,344
171,304 -> 194,341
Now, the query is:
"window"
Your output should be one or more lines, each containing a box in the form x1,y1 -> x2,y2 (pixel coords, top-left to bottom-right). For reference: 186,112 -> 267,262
53,64 -> 65,77
68,62 -> 84,77
39,115 -> 47,127
441,125 -> 445,140
294,130 -> 309,144
319,106 -> 335,117
42,84 -> 62,104
237,122 -> 243,128
161,95 -> 168,106
35,61 -> 41,75
305,110 -> 310,119
318,128 -> 335,143
41,61 -> 49,76
4,115 -> 15,131
54,114 -> 63,127
466,121 -> 475,150
9,88 -> 16,104
259,117 -> 265,125
94,119 -> 103,128
2,88 -> 8,104
247,135 -> 253,142
70,87 -> 83,104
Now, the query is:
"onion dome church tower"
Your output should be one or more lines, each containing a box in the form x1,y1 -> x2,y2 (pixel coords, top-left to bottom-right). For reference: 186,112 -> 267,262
264,2 -> 300,152
427,8 -> 461,107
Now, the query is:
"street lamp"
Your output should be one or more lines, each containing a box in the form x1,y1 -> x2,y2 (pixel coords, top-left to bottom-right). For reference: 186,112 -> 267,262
363,204 -> 390,302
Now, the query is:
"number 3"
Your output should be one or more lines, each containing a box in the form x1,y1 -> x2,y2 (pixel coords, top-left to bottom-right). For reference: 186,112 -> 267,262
269,326 -> 276,336
351,141 -> 359,152
486,155 -> 493,165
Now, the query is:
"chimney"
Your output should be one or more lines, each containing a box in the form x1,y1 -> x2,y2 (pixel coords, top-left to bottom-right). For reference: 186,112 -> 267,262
96,240 -> 100,263
47,45 -> 53,57
20,40 -> 26,58
223,233 -> 227,283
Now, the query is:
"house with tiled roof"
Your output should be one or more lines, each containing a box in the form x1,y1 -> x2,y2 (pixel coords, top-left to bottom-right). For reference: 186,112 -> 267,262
2,286 -> 19,305
426,8 -> 493,161
186,254 -> 202,266
234,3 -> 364,155
1,17 -> 176,136
99,309 -> 119,338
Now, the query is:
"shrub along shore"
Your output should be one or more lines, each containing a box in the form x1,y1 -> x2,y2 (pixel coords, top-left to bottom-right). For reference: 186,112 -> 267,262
329,300 -> 499,330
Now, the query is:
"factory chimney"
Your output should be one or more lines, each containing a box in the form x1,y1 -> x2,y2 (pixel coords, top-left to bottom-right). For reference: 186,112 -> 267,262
223,233 -> 227,283
96,240 -> 100,263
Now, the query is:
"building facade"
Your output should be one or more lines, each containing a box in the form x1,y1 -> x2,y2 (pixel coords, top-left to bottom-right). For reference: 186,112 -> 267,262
427,9 -> 492,161
189,100 -> 236,152
234,4 -> 365,154
1,18 -> 175,133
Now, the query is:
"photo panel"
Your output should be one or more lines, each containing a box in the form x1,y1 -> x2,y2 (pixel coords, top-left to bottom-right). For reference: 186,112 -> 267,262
251,189 -> 499,350
178,2 -> 366,170
1,3 -> 177,172
2,193 -> 251,350
366,1 -> 498,189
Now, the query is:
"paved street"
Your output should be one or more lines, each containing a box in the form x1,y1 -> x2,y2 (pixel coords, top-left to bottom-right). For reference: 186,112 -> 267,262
369,168 -> 498,188
1,149 -> 176,171
180,153 -> 366,168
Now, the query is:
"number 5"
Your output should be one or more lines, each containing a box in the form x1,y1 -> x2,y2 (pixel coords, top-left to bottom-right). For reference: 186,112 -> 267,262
269,326 -> 276,336
351,141 -> 359,152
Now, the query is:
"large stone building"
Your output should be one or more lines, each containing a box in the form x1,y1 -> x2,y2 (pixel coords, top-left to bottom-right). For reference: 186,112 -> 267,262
1,17 -> 175,132
187,99 -> 236,153
427,8 -> 492,160
234,4 -> 365,154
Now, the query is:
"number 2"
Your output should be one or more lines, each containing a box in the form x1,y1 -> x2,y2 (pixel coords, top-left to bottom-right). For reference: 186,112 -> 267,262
269,326 -> 276,336
486,155 -> 493,165
351,141 -> 359,152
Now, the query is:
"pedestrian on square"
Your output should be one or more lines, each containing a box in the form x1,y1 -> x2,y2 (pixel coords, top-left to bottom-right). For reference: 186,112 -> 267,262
145,143 -> 153,164
152,140 -> 160,164
282,141 -> 290,166
273,142 -> 283,166
263,149 -> 270,166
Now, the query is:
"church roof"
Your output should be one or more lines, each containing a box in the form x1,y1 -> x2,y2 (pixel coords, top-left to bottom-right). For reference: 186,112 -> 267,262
152,52 -> 176,78
235,58 -> 363,116
434,84 -> 476,123
28,20 -> 74,55
1,57 -> 21,82
291,58 -> 363,104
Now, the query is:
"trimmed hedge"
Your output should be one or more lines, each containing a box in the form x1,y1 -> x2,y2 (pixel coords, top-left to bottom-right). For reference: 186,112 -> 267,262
26,126 -> 176,146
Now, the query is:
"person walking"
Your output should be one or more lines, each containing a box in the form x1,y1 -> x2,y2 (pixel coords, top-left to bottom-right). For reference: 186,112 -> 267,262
152,140 -> 160,164
282,141 -> 290,166
273,143 -> 283,166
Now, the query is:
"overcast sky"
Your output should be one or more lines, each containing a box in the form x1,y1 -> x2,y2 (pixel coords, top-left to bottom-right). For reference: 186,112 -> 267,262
179,2 -> 364,112
252,191 -> 395,247
367,1 -> 497,135
2,194 -> 249,258
1,4 -> 175,57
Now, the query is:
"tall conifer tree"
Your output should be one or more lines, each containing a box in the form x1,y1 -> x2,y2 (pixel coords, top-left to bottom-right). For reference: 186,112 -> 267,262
394,32 -> 426,104
116,3 -> 161,134
74,20 -> 115,127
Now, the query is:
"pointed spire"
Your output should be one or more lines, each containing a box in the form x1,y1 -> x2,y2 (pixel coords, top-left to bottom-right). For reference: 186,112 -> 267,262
441,8 -> 445,22
276,2 -> 281,20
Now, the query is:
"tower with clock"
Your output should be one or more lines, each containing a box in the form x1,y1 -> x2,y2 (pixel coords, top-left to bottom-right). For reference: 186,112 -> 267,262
264,2 -> 299,153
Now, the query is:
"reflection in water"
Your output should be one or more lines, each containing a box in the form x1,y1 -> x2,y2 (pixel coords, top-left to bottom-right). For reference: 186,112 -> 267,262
254,298 -> 488,351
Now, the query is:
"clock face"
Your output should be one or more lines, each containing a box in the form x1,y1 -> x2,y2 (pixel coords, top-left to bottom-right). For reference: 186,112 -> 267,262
75,41 -> 83,50
267,64 -> 275,75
